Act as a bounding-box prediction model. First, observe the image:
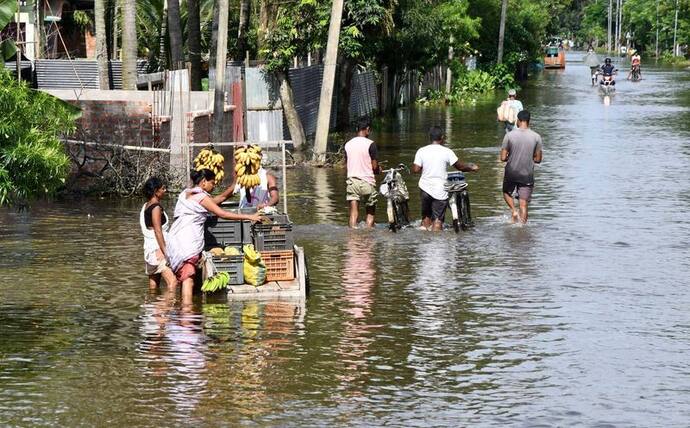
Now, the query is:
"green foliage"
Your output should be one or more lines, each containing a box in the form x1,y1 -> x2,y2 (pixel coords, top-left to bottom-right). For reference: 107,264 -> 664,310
72,10 -> 94,29
0,0 -> 18,67
0,70 -> 80,205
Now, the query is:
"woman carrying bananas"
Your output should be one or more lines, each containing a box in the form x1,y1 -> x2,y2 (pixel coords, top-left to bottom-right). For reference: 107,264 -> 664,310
140,177 -> 177,290
166,169 -> 264,303
233,147 -> 280,210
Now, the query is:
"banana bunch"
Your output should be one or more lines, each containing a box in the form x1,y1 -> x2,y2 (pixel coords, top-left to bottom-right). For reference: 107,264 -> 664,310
234,145 -> 263,189
201,272 -> 230,293
194,146 -> 225,183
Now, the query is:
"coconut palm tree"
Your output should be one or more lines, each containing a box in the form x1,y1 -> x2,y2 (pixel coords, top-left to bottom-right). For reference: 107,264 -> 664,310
95,0 -> 110,89
167,0 -> 184,69
188,0 -> 202,89
121,0 -> 137,89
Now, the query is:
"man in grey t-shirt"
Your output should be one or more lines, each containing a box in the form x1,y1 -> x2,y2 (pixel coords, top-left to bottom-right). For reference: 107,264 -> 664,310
500,110 -> 543,224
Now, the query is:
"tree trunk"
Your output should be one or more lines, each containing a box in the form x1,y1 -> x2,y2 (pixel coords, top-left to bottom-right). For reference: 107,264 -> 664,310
497,0 -> 508,64
208,0 -> 219,91
121,0 -> 137,89
277,71 -> 306,149
336,57 -> 354,131
187,0 -> 202,90
95,0 -> 110,89
258,0 -> 278,53
159,0 -> 168,71
167,0 -> 184,69
237,0 -> 250,59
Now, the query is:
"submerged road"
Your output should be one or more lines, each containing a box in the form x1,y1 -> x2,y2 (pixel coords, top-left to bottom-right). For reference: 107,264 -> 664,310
1,53 -> 689,425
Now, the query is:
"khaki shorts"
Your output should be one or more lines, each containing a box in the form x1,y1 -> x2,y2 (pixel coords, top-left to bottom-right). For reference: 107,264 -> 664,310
346,177 -> 378,207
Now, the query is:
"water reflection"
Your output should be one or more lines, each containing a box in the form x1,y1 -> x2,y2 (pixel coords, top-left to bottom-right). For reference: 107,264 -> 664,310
334,231 -> 377,391
138,289 -> 208,414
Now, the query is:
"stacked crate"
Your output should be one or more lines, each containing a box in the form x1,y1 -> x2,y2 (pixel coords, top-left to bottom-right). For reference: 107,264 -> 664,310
253,215 -> 295,281
204,216 -> 251,285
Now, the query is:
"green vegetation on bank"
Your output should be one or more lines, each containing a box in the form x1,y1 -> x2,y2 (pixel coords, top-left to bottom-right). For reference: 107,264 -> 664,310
0,70 -> 80,205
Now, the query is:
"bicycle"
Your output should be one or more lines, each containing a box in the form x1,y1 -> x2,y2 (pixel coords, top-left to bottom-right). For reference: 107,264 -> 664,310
445,172 -> 474,233
379,164 -> 411,232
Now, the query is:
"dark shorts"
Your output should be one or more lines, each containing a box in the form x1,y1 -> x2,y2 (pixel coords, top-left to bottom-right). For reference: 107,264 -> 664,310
503,179 -> 534,202
420,190 -> 448,222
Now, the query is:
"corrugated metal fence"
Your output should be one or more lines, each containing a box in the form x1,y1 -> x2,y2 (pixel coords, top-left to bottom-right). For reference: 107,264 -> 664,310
289,64 -> 378,138
34,59 -> 148,89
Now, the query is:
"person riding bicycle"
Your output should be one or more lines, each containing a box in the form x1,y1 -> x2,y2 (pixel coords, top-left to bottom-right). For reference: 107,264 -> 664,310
412,126 -> 479,232
627,50 -> 641,80
600,57 -> 617,85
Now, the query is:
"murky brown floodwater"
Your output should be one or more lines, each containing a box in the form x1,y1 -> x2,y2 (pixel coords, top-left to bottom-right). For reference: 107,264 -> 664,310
2,53 -> 690,426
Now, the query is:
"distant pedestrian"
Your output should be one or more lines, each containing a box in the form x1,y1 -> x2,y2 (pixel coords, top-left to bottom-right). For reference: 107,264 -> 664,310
344,117 -> 381,228
500,110 -> 543,224
412,126 -> 479,231
497,88 -> 524,133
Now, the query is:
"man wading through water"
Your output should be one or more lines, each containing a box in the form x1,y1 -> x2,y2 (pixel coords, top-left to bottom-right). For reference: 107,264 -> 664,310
412,126 -> 479,231
345,117 -> 381,228
500,110 -> 543,224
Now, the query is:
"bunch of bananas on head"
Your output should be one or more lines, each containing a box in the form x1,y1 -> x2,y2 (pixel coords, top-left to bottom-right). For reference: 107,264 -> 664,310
194,146 -> 225,183
234,145 -> 263,189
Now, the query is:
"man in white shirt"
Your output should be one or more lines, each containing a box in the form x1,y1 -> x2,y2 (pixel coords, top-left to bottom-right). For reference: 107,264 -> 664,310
412,126 -> 479,231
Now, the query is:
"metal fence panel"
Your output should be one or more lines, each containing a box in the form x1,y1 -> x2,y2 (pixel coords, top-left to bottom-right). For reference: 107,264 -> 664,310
35,59 -> 148,90
245,67 -> 281,110
246,110 -> 284,142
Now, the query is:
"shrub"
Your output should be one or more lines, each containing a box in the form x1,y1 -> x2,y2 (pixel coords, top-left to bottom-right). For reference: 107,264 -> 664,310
0,69 -> 80,205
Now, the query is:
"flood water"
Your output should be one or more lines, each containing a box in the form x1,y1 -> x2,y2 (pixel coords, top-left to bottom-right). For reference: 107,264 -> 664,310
2,54 -> 690,426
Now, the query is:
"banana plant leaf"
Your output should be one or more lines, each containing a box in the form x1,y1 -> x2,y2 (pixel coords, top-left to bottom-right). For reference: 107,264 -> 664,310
0,0 -> 18,29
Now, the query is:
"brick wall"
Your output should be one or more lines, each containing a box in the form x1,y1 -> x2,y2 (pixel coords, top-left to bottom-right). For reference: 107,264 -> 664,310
72,99 -> 170,147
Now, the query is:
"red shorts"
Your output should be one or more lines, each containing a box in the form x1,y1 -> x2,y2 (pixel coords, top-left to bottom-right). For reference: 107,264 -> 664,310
175,255 -> 201,282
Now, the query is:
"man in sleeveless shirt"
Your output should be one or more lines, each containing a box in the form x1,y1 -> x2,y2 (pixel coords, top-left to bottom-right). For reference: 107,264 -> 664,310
345,117 -> 381,228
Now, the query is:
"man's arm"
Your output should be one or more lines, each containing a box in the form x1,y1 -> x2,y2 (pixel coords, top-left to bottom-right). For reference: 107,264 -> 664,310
369,143 -> 381,174
411,163 -> 422,174
258,173 -> 280,208
533,148 -> 543,164
533,138 -> 543,164
454,160 -> 479,172
500,134 -> 510,162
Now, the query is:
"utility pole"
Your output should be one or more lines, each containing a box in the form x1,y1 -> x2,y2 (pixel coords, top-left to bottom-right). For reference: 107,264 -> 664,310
212,0 -> 230,142
497,0 -> 508,64
15,0 -> 21,82
313,0 -> 344,162
656,0 -> 660,58
673,0 -> 679,56
445,35 -> 454,98
607,0 -> 613,54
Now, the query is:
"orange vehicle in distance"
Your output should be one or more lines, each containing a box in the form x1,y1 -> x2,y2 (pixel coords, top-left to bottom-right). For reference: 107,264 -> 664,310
544,44 -> 566,69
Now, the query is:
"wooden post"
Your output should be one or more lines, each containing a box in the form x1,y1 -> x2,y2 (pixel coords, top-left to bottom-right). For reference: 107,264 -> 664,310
313,0 -> 344,162
497,0 -> 507,64
445,36 -> 453,99
212,0 -> 229,142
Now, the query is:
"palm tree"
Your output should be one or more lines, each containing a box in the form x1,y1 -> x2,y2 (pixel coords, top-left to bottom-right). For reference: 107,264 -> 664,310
167,0 -> 184,69
188,0 -> 202,89
95,0 -> 110,89
237,0 -> 250,58
121,0 -> 137,89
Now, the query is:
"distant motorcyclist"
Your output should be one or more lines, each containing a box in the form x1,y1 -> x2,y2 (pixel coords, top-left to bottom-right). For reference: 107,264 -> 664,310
600,57 -> 617,85
627,51 -> 641,80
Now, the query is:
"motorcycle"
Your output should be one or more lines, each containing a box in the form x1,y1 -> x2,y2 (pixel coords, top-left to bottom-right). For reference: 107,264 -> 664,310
379,164 -> 411,232
444,172 -> 474,233
599,74 -> 616,95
